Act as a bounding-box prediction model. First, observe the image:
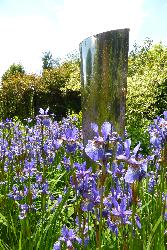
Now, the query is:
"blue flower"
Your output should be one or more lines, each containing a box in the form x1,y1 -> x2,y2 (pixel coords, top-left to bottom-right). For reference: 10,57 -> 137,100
116,139 -> 141,165
85,122 -> 113,162
91,123 -> 99,137
135,215 -> 141,229
53,241 -> 60,250
91,121 -> 112,140
101,122 -> 112,140
148,111 -> 167,157
111,197 -> 132,224
148,175 -> 156,193
85,140 -> 104,161
116,139 -> 147,183
107,218 -> 118,236
23,159 -> 36,177
124,162 -> 147,183
71,162 -> 96,200
54,225 -> 81,249
62,127 -> 78,142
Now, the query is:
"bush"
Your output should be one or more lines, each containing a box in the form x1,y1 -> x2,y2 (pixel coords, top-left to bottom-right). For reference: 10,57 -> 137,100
0,58 -> 81,121
126,39 -> 167,152
1,73 -> 40,120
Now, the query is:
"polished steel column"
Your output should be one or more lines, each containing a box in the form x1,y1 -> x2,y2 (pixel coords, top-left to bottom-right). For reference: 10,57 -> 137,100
80,29 -> 129,144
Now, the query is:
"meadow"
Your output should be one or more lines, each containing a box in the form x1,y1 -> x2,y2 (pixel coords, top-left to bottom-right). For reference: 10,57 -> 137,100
0,108 -> 166,250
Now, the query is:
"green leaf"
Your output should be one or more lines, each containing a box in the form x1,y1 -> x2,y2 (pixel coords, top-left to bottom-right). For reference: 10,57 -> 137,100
0,213 -> 8,227
146,215 -> 162,250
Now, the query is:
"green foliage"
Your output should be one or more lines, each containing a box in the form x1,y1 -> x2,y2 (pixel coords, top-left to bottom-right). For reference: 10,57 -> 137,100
37,58 -> 81,119
0,88 -> 3,120
1,40 -> 166,145
0,114 -> 166,249
59,59 -> 80,92
42,51 -> 60,70
1,73 -> 41,120
126,39 -> 167,151
2,63 -> 25,81
0,54 -> 81,121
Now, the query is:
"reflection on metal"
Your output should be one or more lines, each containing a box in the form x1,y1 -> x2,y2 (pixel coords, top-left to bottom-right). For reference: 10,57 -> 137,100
80,29 -> 129,145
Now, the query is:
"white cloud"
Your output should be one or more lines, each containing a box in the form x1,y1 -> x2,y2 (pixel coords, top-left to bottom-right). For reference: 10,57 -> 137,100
0,0 -> 145,77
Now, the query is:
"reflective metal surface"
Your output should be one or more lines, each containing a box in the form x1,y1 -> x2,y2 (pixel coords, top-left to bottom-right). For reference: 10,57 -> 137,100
80,29 -> 129,144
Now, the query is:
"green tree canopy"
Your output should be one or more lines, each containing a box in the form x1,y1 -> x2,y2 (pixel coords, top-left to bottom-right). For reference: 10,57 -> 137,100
2,63 -> 25,81
126,39 -> 167,151
42,51 -> 60,70
0,54 -> 81,121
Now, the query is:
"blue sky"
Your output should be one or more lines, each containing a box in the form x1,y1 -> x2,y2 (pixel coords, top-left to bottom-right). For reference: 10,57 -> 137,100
0,0 -> 167,77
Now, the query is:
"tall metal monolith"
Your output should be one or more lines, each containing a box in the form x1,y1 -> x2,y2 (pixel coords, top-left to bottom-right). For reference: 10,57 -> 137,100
79,29 -> 129,145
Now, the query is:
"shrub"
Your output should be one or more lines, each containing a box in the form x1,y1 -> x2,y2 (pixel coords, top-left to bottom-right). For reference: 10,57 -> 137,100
0,58 -> 81,121
126,40 -> 167,152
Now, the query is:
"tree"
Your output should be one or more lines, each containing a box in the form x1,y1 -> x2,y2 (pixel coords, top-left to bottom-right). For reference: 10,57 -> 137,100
1,73 -> 40,120
38,57 -> 81,119
42,51 -> 60,70
2,63 -> 25,81
126,39 -> 167,152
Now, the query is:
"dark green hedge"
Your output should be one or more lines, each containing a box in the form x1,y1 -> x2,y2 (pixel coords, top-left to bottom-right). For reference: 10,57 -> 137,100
0,60 -> 81,121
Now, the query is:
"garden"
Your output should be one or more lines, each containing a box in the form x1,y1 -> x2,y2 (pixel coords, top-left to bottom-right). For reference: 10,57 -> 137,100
0,40 -> 166,249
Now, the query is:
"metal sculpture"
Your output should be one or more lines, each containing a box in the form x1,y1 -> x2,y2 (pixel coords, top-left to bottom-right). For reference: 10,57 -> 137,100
80,29 -> 129,144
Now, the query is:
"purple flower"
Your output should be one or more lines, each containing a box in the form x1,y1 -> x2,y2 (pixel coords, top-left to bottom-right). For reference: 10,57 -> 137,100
150,134 -> 161,148
101,122 -> 112,140
61,157 -> 71,171
8,185 -> 23,201
55,225 -> 81,249
53,139 -> 62,150
23,159 -> 36,177
135,215 -> 141,229
107,218 -> 118,236
108,161 -> 125,177
43,118 -> 51,127
57,194 -> 62,204
71,162 -> 95,199
53,241 -> 60,250
66,143 -> 77,153
91,121 -> 112,140
148,111 -> 167,156
81,187 -> 100,212
19,203 -> 29,219
111,197 -> 132,224
148,175 -> 156,193
36,174 -> 42,183
85,140 -> 104,161
85,122 -> 113,161
61,126 -> 79,153
164,111 -> 167,118
124,162 -> 147,183
91,123 -> 99,137
116,139 -> 142,166
39,107 -> 49,115
62,127 -> 78,142
41,182 -> 49,194
116,139 -> 147,183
